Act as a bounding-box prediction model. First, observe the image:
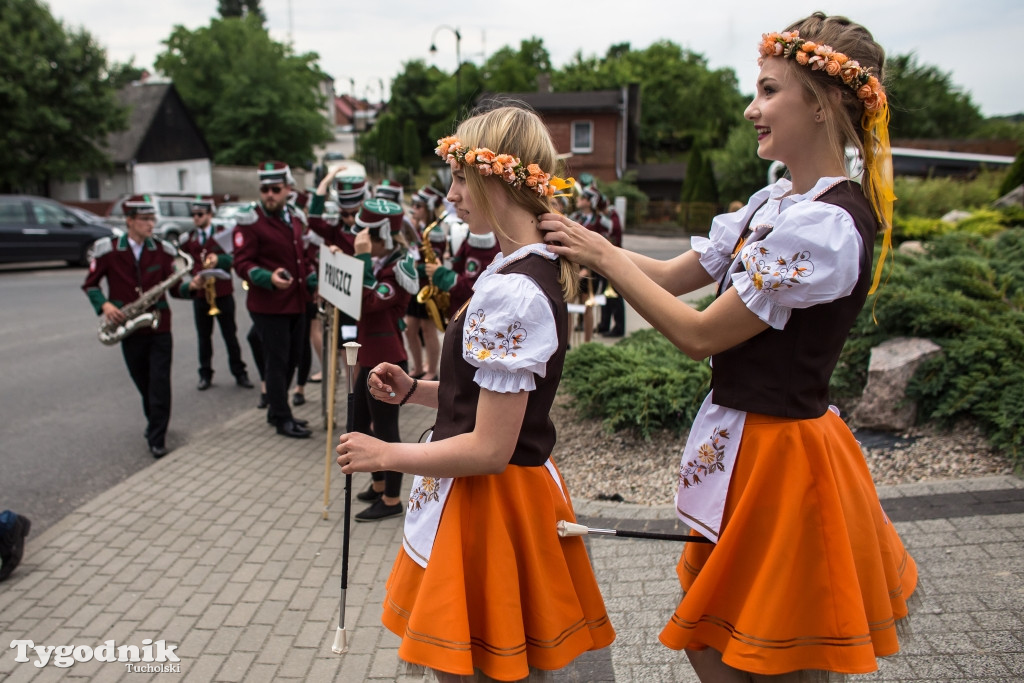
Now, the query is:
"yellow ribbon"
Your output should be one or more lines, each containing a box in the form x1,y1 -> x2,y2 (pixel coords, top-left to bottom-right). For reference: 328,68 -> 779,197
862,101 -> 896,296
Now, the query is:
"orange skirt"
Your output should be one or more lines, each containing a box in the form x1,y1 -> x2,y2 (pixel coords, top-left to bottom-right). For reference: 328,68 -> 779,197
659,410 -> 917,675
382,461 -> 615,681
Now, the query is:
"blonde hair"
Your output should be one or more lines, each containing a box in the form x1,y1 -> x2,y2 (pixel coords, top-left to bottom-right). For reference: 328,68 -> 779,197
784,12 -> 886,234
455,104 -> 580,301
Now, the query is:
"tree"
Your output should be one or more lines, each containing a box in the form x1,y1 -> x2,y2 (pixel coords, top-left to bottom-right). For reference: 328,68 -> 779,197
713,124 -> 773,205
105,58 -> 147,90
999,150 -> 1024,197
0,0 -> 126,192
552,41 -> 747,159
218,0 -> 266,23
481,37 -> 552,93
885,53 -> 984,139
681,140 -> 718,204
155,15 -> 331,167
402,119 -> 421,172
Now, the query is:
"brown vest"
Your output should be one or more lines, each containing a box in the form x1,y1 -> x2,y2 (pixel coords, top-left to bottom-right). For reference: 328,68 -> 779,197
432,253 -> 568,467
711,181 -> 878,418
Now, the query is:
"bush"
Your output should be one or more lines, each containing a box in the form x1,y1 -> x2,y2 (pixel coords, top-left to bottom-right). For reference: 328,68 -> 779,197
561,329 -> 711,439
833,228 -> 1024,461
893,170 -> 1006,219
895,208 -> 1010,242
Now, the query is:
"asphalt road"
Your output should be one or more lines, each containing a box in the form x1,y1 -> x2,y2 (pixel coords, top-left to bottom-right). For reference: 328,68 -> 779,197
0,260 -> 294,534
0,233 -> 694,536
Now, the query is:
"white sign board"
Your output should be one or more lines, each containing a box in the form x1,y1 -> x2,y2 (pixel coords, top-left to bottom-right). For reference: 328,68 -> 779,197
318,245 -> 363,320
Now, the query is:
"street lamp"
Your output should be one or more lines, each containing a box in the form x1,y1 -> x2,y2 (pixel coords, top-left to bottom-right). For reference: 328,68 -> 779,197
430,25 -> 462,108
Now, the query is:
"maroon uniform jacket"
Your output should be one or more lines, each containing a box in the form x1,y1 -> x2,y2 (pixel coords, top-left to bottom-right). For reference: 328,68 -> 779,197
232,203 -> 315,315
82,235 -> 182,334
306,193 -> 356,255
355,249 -> 418,368
435,232 -> 501,312
178,225 -> 234,299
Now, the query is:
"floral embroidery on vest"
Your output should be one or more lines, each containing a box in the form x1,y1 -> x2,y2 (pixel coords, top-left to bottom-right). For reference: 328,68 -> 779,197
409,477 -> 441,511
463,308 -> 528,361
744,246 -> 814,292
679,427 -> 730,488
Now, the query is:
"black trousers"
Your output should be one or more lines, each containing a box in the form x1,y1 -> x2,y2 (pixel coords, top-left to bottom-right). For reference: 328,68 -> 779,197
353,363 -> 407,498
193,294 -> 247,381
247,325 -> 264,381
121,332 -> 173,449
596,274 -> 626,333
296,301 -> 318,387
249,312 -> 304,425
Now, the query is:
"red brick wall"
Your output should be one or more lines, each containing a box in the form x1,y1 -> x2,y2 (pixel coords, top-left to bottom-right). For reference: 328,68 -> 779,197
542,112 -> 621,182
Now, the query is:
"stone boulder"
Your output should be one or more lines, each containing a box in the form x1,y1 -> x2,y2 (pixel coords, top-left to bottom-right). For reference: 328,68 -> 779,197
851,337 -> 943,432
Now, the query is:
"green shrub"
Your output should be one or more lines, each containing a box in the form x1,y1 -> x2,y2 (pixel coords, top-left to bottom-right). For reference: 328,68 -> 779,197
893,170 -> 1006,219
562,329 -> 711,439
833,228 -> 1024,461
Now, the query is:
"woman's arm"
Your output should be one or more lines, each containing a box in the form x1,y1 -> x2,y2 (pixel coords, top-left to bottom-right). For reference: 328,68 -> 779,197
542,213 -> 767,360
337,388 -> 528,477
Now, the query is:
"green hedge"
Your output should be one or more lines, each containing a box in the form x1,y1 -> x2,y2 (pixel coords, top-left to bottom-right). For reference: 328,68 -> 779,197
562,329 -> 711,439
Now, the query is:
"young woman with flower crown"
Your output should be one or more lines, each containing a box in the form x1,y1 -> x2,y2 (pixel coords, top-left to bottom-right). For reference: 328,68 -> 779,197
336,105 -> 614,682
542,12 -> 915,681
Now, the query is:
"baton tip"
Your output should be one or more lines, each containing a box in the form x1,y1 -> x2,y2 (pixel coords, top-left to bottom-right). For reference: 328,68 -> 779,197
556,520 -> 590,537
331,627 -> 348,654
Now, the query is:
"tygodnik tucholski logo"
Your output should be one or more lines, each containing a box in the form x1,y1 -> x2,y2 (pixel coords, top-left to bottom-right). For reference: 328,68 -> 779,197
9,639 -> 181,671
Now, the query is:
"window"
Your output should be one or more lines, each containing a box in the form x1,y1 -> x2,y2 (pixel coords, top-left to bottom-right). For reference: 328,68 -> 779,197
86,176 -> 100,200
32,201 -> 70,226
571,120 -> 593,154
178,169 -> 187,191
0,200 -> 28,224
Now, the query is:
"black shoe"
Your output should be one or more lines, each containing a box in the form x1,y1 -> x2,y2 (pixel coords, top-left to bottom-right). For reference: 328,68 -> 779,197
0,514 -> 31,581
276,420 -> 312,439
235,373 -> 254,388
150,444 -> 169,458
354,499 -> 403,522
257,393 -> 268,409
292,392 -> 306,406
292,417 -> 309,427
356,483 -> 383,502
197,378 -> 212,391
601,329 -> 625,338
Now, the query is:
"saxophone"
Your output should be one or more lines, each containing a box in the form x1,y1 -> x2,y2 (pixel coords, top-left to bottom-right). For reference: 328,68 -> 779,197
98,248 -> 194,345
416,215 -> 451,332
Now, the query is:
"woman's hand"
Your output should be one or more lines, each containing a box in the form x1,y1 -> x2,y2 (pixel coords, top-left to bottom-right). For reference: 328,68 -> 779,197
366,362 -> 413,404
336,431 -> 388,474
353,226 -> 372,255
539,212 -> 611,271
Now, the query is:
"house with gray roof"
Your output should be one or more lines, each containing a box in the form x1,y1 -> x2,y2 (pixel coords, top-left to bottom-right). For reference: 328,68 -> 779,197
49,81 -> 212,205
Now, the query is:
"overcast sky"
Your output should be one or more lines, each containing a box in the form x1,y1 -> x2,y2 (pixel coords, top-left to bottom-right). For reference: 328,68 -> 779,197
46,0 -> 1021,117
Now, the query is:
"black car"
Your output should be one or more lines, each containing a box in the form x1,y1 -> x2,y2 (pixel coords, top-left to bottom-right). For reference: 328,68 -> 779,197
0,195 -> 115,266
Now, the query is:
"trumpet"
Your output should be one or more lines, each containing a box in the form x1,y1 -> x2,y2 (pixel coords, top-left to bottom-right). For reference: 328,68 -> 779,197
202,253 -> 220,316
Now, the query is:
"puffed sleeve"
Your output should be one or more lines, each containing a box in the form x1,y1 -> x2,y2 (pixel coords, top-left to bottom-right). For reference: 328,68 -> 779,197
461,272 -> 558,394
691,185 -> 773,281
730,201 -> 865,329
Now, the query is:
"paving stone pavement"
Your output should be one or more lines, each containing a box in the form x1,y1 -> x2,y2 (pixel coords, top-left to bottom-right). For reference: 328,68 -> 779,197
1,391 -> 1022,682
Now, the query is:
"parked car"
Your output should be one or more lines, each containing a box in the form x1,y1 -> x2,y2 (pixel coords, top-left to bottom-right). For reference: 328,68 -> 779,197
107,193 -> 207,243
0,195 -> 116,266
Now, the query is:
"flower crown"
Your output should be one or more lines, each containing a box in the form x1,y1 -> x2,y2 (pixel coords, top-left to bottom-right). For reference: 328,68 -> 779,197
759,30 -> 886,112
435,136 -> 574,198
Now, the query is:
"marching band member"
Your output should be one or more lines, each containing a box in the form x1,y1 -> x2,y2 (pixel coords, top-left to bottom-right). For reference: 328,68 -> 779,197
403,185 -> 447,380
83,195 -> 184,458
345,198 -> 420,521
336,105 -> 614,680
178,197 -> 252,391
233,161 -> 317,439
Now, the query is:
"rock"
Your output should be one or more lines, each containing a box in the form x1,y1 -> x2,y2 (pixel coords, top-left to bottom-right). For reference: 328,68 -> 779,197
897,240 -> 926,256
851,337 -> 942,432
993,184 -> 1023,209
940,209 -> 972,223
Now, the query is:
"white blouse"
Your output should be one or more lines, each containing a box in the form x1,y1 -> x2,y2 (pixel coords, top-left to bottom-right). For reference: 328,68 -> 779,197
462,243 -> 559,394
677,176 -> 865,542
